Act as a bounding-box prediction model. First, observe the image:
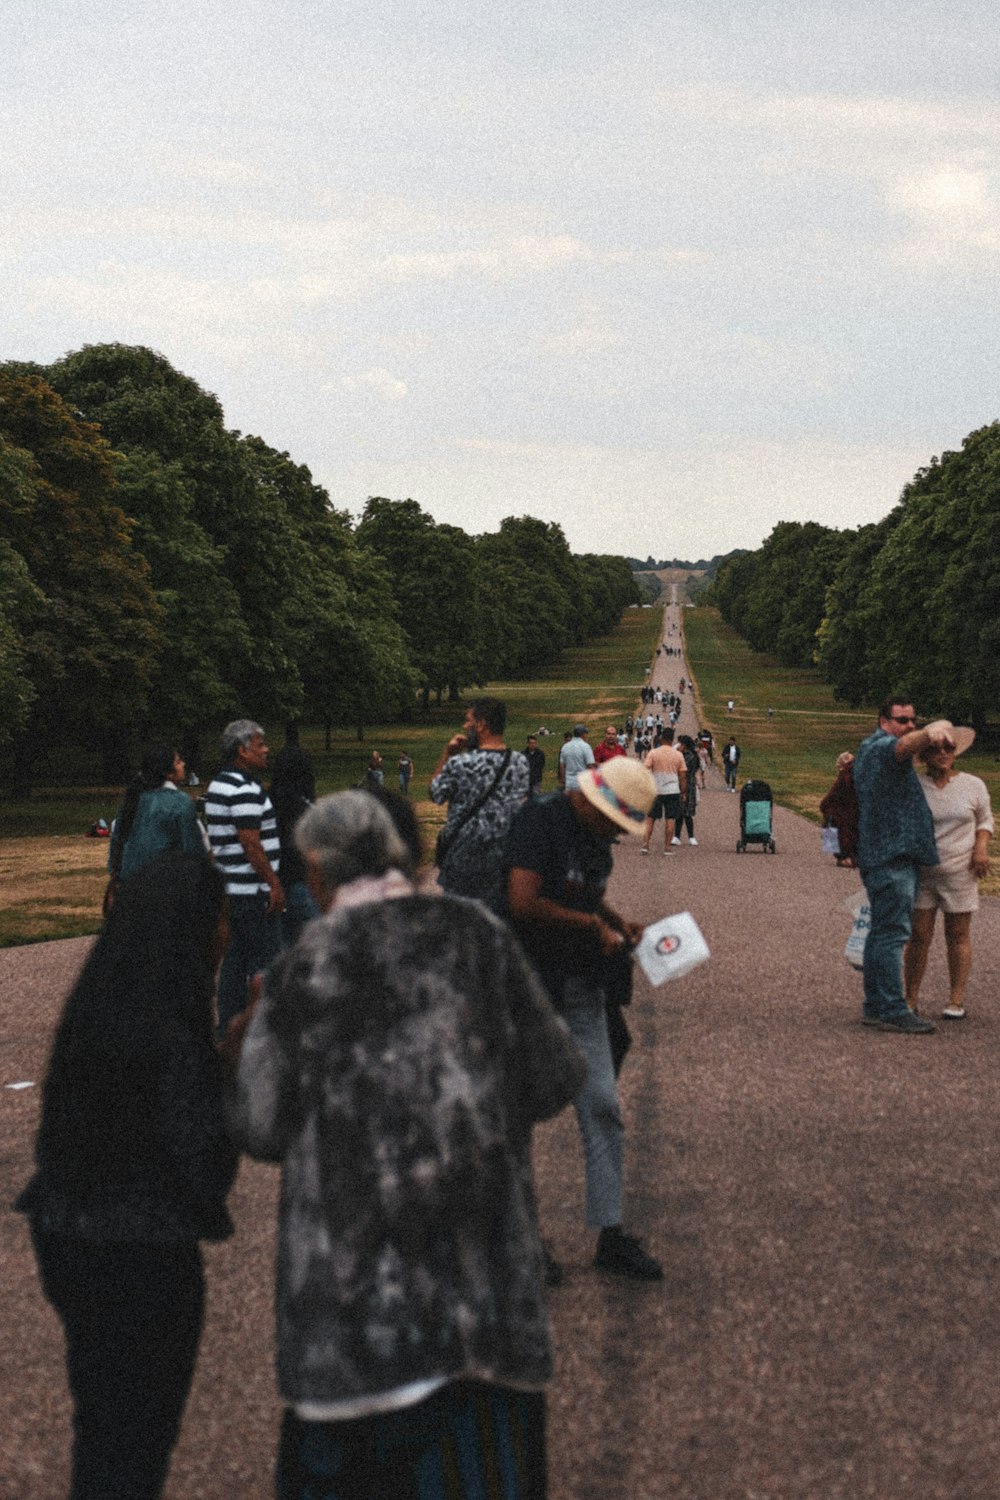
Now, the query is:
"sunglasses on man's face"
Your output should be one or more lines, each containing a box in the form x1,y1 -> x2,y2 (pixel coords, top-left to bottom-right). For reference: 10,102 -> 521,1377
889,715 -> 916,724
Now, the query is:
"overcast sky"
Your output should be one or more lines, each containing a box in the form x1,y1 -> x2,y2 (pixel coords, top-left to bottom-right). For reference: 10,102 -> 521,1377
5,1 -> 999,560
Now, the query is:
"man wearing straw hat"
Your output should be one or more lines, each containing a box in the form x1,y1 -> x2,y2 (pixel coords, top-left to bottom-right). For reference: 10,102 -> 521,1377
853,697 -> 957,1035
505,757 -> 663,1281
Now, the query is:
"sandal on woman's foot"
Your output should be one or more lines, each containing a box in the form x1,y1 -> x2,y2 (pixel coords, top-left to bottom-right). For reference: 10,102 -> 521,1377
941,1005 -> 966,1020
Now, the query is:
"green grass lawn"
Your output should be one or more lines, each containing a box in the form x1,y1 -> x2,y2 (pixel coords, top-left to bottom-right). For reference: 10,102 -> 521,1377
684,606 -> 1000,892
0,606 -> 664,944
7,603 -> 999,944
684,607 -> 874,818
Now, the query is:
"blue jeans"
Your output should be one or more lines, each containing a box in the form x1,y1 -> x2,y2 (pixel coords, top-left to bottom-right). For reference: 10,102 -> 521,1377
281,880 -> 320,946
217,893 -> 282,1032
562,977 -> 624,1228
861,858 -> 918,1020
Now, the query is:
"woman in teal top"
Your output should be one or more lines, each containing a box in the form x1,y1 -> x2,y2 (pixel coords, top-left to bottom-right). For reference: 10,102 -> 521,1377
109,745 -> 208,885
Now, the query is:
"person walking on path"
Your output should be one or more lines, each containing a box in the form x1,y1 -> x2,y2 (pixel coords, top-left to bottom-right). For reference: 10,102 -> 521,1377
853,697 -> 954,1034
229,792 -> 584,1500
641,729 -> 687,854
205,720 -> 284,1033
674,735 -> 701,846
819,751 -> 859,868
723,737 -> 740,790
903,723 -> 993,1021
593,724 -> 626,766
559,723 -> 595,790
505,756 -> 663,1281
430,696 -> 529,915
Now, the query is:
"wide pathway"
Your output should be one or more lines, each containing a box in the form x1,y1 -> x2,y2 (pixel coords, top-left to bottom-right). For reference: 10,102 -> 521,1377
2,599 -> 999,1498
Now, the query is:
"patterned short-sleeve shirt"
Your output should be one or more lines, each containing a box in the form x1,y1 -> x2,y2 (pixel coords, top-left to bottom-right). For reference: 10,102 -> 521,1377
430,749 -> 529,912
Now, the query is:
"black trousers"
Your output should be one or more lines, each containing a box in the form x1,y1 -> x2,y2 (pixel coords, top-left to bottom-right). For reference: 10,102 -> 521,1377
31,1227 -> 205,1500
277,1381 -> 546,1500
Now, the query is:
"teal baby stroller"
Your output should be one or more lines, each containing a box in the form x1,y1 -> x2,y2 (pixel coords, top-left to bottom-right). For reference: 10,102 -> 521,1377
737,779 -> 776,853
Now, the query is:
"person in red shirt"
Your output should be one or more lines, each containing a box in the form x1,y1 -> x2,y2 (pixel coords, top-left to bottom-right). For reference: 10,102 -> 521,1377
593,725 -> 626,766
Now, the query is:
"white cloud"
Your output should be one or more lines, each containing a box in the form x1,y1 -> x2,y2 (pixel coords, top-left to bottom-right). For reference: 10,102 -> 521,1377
339,368 -> 408,401
149,148 -> 262,185
887,166 -> 1000,268
657,86 -> 1000,152
538,300 -> 624,356
644,85 -> 1000,276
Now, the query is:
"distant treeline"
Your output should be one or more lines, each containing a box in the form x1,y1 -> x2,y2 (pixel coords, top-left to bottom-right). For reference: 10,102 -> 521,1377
626,552 -> 744,574
707,421 -> 1000,728
0,345 -> 638,794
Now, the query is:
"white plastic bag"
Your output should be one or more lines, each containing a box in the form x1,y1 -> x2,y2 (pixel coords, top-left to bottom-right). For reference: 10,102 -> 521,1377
636,912 -> 710,985
844,891 -> 870,970
821,824 -> 841,855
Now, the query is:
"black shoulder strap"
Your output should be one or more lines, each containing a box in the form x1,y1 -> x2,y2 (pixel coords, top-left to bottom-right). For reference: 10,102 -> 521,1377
440,750 -> 513,852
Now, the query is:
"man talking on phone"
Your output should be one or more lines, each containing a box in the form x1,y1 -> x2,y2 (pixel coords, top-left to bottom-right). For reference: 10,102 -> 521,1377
429,697 -> 528,914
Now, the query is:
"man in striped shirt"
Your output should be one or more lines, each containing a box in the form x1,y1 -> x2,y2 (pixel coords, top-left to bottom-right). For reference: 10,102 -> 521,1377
206,720 -> 284,1031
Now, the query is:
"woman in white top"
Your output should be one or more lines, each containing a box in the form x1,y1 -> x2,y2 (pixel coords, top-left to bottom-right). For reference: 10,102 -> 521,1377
903,724 -> 993,1020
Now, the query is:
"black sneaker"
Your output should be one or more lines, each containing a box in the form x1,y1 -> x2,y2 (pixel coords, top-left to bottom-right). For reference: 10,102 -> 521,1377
594,1228 -> 663,1280
878,1010 -> 936,1034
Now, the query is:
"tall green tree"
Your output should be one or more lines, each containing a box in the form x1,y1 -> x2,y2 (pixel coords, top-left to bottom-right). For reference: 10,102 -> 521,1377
0,374 -> 163,788
356,498 -> 481,707
44,345 -> 315,732
242,447 -> 414,738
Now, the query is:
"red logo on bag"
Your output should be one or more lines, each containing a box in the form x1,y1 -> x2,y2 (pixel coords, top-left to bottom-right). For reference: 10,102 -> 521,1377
656,934 -> 681,956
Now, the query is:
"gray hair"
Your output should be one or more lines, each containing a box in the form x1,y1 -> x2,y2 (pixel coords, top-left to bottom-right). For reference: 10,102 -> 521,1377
295,791 -> 413,887
221,719 -> 263,762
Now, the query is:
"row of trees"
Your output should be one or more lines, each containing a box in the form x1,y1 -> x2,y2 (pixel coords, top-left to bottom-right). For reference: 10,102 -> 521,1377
709,421 -> 1000,726
0,344 -> 638,794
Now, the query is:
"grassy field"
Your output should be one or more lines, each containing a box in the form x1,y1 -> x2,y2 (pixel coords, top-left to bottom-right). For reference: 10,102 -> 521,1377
0,606 -> 663,945
684,606 -> 1000,894
8,601 -> 997,945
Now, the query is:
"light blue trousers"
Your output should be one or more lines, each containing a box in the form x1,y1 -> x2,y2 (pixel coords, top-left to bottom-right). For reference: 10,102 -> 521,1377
562,978 -> 624,1228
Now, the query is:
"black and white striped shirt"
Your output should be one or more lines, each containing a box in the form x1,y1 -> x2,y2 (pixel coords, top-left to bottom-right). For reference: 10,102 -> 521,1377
205,770 -> 280,897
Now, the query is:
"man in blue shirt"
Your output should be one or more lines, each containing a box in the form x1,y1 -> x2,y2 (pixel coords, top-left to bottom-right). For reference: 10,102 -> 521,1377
558,723 -> 595,791
853,696 -> 952,1034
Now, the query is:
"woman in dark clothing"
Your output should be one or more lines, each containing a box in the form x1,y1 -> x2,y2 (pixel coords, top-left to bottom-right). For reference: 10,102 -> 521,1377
16,856 -> 237,1500
676,736 -> 701,846
107,743 -> 207,897
819,751 -> 858,867
269,742 -> 319,943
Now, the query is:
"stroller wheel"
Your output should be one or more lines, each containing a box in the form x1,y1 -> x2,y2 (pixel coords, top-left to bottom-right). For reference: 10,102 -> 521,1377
736,840 -> 743,852
769,840 -> 777,853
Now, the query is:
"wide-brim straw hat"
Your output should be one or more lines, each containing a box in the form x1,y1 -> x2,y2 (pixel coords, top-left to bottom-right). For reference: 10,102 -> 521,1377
923,719 -> 976,756
577,759 -> 656,834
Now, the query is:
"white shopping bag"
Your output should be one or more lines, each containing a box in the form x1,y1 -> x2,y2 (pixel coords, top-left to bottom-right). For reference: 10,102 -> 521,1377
844,890 -> 870,970
636,912 -> 710,986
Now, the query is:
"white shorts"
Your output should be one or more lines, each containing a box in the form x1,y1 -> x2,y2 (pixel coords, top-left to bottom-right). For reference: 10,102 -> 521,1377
914,863 -> 979,914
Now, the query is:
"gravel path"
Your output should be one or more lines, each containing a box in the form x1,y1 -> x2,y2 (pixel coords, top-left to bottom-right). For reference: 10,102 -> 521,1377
3,599 -> 999,1498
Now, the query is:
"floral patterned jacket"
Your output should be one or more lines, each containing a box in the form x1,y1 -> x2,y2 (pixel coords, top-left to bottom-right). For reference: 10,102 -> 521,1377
229,885 -> 584,1405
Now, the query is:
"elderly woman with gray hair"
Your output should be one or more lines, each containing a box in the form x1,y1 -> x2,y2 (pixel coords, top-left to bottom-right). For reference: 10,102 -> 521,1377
228,790 -> 584,1500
